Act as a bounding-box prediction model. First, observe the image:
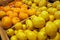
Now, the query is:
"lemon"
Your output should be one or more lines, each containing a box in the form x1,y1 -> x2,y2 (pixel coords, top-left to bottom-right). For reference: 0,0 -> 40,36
31,15 -> 37,20
6,28 -> 14,36
49,15 -> 54,21
22,24 -> 27,30
13,22 -> 22,30
47,2 -> 52,8
38,27 -> 47,40
39,0 -> 47,7
24,30 -> 31,34
27,1 -> 32,5
54,11 -> 60,19
31,3 -> 38,9
39,6 -> 47,11
16,30 -> 26,40
38,31 -> 47,40
35,10 -> 41,16
31,15 -> 45,28
33,30 -> 38,34
47,7 -> 57,15
26,19 -> 33,30
54,20 -> 60,32
39,11 -> 49,21
53,32 -> 60,40
14,30 -> 18,35
34,0 -> 40,4
10,35 -> 17,40
56,3 -> 60,10
25,30 -> 37,40
52,1 -> 60,8
40,27 -> 46,32
45,21 -> 57,38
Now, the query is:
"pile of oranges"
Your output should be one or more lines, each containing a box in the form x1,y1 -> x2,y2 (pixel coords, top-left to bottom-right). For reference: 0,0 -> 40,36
0,0 -> 37,29
0,0 -> 60,40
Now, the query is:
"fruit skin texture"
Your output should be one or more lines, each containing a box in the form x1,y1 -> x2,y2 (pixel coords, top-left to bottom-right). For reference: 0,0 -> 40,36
47,7 -> 57,15
11,8 -> 21,13
15,1 -> 22,7
39,11 -> 49,21
53,32 -> 60,40
19,12 -> 28,20
31,15 -> 45,28
10,35 -> 17,40
38,27 -> 47,40
25,30 -> 37,40
56,3 -> 60,10
45,21 -> 57,38
26,19 -> 33,30
3,6 -> 11,12
47,2 -> 52,8
6,11 -> 18,18
39,6 -> 47,11
54,20 -> 60,32
0,11 -> 6,18
2,16 -> 12,29
49,15 -> 54,21
16,30 -> 27,40
54,11 -> 60,19
52,1 -> 60,8
28,8 -> 36,16
6,28 -> 14,37
39,0 -> 47,7
12,17 -> 20,24
13,22 -> 22,30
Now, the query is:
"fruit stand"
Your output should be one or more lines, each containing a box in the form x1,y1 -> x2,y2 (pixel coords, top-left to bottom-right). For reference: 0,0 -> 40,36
0,0 -> 60,40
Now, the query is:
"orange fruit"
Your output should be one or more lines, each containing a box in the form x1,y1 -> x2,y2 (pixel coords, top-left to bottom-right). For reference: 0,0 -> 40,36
8,1 -> 15,7
11,8 -> 21,13
12,17 -> 20,24
3,6 -> 11,12
0,11 -> 6,18
0,6 -> 4,10
15,1 -> 22,7
20,8 -> 28,13
28,8 -> 36,15
21,4 -> 28,8
2,16 -> 12,29
19,12 -> 28,20
6,11 -> 13,15
6,11 -> 18,18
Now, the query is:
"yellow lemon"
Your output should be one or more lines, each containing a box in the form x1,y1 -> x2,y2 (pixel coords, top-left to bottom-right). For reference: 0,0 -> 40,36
10,35 -> 17,40
39,11 -> 49,21
47,7 -> 57,15
16,30 -> 27,40
26,19 -> 33,30
6,28 -> 14,36
49,15 -> 54,21
38,28 -> 47,40
54,20 -> 60,32
54,11 -> 60,19
13,22 -> 22,30
45,21 -> 57,38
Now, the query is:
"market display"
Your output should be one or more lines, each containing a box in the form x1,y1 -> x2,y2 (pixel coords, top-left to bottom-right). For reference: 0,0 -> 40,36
0,0 -> 60,40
